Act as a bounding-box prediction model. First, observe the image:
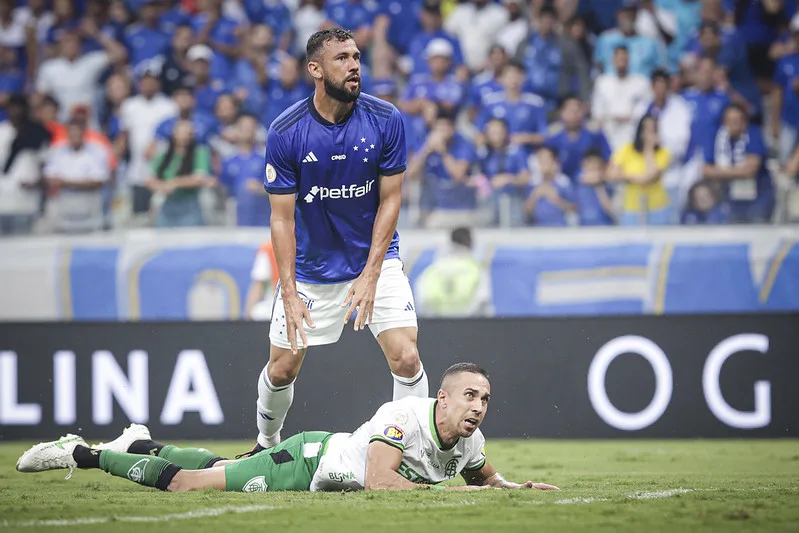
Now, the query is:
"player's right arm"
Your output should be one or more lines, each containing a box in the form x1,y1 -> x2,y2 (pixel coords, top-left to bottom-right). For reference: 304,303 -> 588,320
265,127 -> 315,352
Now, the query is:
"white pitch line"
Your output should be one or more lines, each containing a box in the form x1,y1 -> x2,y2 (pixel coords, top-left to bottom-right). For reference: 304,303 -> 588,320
0,488 -> 698,528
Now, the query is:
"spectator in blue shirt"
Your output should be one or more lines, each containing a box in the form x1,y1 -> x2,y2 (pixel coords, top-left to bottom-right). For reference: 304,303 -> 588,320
524,145 -> 575,227
467,44 -> 507,120
184,44 -> 230,116
594,4 -> 665,76
220,114 -> 270,227
575,149 -> 615,226
404,0 -> 465,78
544,95 -> 612,182
242,0 -> 292,50
400,38 -> 466,119
81,0 -> 126,56
475,61 -> 548,151
516,5 -> 592,112
261,55 -> 312,128
153,84 -> 218,147
681,179 -> 730,224
407,107 -> 477,228
725,0 -> 795,87
232,24 -> 281,115
687,21 -> 761,122
159,23 -> 193,96
0,48 -> 24,115
702,103 -> 775,223
323,0 -> 378,52
478,117 -> 531,226
156,0 -> 191,34
46,0 -> 79,56
576,0 -> 627,35
191,0 -> 241,81
123,0 -> 170,70
682,56 -> 731,161
374,0 -> 423,56
772,17 -> 799,162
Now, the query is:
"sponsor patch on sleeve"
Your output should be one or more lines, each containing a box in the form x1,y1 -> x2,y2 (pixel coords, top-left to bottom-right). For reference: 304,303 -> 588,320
383,425 -> 405,442
265,163 -> 276,183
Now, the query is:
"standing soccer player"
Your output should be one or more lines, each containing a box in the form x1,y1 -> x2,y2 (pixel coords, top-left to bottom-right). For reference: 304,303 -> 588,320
248,29 -> 428,454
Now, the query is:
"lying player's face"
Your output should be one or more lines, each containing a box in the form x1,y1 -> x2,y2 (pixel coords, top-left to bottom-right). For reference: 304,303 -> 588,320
443,372 -> 491,438
319,38 -> 361,103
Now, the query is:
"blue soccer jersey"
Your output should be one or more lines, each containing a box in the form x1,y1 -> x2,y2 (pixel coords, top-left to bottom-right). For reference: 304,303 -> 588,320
264,93 -> 407,284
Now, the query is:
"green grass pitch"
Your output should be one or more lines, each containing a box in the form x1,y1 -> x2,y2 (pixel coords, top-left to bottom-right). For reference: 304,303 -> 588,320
1,439 -> 798,532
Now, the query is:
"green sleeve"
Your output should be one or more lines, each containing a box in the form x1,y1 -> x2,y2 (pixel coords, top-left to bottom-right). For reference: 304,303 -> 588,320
150,153 -> 164,177
194,147 -> 211,174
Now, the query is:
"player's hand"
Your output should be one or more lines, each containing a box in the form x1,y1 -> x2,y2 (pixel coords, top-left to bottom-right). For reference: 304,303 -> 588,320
519,481 -> 560,490
343,269 -> 379,331
283,291 -> 315,354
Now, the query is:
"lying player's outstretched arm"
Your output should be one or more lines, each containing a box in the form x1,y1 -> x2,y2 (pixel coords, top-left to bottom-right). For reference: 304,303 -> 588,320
461,461 -> 560,490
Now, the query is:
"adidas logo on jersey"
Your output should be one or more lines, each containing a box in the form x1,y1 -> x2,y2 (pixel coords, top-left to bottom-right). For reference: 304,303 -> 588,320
302,152 -> 319,163
303,179 -> 375,203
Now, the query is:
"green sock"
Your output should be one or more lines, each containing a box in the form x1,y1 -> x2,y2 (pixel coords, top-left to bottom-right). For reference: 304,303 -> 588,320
157,445 -> 220,470
99,451 -> 173,488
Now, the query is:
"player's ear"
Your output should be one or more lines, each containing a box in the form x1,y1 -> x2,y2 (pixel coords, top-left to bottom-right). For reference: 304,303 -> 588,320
307,61 -> 323,81
437,389 -> 447,406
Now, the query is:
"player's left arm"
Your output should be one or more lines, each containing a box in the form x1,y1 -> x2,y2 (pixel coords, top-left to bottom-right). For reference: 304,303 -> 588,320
344,108 -> 407,330
461,461 -> 560,490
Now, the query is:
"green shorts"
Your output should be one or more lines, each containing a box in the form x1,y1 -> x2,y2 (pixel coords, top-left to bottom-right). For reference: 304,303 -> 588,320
224,431 -> 332,492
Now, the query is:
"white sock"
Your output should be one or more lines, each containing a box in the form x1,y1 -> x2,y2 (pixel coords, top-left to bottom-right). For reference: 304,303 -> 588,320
256,364 -> 294,448
392,363 -> 429,400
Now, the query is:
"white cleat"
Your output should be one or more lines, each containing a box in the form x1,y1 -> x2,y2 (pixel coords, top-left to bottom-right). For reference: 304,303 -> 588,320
91,424 -> 152,453
16,434 -> 87,479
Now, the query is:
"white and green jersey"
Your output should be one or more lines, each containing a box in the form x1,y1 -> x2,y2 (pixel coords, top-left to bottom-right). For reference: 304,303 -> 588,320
310,397 -> 486,491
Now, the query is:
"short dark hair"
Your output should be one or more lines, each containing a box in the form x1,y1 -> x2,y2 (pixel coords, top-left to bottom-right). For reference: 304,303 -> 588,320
440,363 -> 489,388
613,44 -> 629,54
450,227 -> 472,248
306,28 -> 354,61
435,105 -> 457,122
583,148 -> 604,161
724,102 -> 749,120
504,59 -> 526,73
559,94 -> 581,109
539,5 -> 558,18
538,144 -> 558,159
41,94 -> 59,110
651,67 -> 670,84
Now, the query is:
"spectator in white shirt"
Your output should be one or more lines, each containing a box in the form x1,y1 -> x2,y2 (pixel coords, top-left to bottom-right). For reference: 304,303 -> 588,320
35,28 -> 127,126
634,68 -> 697,220
118,63 -> 178,217
0,95 -> 50,235
43,118 -> 110,234
592,45 -> 652,150
495,0 -> 528,57
444,0 -> 509,72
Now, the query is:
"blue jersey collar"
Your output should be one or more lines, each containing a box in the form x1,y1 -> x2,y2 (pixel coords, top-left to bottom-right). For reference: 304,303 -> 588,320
307,94 -> 357,127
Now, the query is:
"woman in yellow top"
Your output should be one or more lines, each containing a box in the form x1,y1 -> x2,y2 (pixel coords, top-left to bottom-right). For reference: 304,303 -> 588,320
606,115 -> 672,226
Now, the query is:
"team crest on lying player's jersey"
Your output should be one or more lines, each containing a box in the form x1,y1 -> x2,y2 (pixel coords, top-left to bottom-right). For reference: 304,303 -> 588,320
126,458 -> 149,482
384,425 -> 404,442
445,458 -> 458,478
243,476 -> 268,492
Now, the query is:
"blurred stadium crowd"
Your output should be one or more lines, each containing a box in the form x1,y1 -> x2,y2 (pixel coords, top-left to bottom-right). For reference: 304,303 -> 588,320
1,0 -> 799,235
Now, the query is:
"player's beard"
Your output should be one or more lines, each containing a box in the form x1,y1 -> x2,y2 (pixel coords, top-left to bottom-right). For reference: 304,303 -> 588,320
324,75 -> 360,103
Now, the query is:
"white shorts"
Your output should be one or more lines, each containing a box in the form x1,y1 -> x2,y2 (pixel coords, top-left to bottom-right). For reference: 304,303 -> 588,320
269,258 -> 418,350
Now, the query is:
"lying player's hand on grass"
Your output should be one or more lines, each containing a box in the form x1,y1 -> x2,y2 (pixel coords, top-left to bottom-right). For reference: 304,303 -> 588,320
343,270 -> 379,331
519,481 -> 560,490
283,291 -> 315,354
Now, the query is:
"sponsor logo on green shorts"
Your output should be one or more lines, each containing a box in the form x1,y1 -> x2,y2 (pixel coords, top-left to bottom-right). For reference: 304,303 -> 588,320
328,471 -> 355,483
243,476 -> 269,492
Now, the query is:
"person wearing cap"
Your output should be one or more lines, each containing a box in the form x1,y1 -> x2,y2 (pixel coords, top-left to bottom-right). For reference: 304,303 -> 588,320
119,61 -> 178,217
772,14 -> 799,163
123,0 -> 171,70
594,3 -> 664,77
185,43 -> 232,115
35,28 -> 127,126
400,38 -> 466,120
405,0 -> 465,77
515,5 -> 591,113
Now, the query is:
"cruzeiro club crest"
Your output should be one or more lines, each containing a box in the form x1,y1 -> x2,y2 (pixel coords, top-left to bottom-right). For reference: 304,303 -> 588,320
242,476 -> 269,492
444,458 -> 458,478
127,458 -> 150,483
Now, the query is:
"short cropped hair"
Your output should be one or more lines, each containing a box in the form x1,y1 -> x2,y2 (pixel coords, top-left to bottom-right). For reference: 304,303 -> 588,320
306,28 -> 355,61
440,363 -> 490,388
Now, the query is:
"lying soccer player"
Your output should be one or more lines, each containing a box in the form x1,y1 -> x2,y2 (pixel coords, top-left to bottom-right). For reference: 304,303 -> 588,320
16,363 -> 559,493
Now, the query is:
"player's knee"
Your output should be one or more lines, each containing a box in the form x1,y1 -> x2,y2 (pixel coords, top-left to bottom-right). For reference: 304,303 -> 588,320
390,342 -> 421,377
267,362 -> 300,387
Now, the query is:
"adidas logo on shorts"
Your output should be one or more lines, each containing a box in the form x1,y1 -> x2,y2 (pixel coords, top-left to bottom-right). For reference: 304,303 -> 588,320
302,152 -> 318,163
